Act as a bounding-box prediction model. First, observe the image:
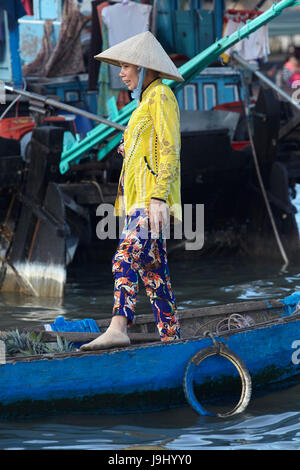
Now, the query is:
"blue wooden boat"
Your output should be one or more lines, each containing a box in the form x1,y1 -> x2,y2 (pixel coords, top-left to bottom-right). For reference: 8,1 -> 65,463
0,295 -> 300,418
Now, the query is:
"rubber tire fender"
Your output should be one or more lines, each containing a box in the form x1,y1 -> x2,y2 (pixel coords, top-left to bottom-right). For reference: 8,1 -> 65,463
183,343 -> 252,418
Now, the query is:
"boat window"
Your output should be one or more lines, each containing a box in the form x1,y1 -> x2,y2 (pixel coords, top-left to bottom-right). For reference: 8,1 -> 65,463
223,84 -> 239,103
203,83 -> 217,110
183,84 -> 198,110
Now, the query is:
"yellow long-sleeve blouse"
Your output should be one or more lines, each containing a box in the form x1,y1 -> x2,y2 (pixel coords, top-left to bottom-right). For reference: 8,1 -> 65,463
114,78 -> 182,222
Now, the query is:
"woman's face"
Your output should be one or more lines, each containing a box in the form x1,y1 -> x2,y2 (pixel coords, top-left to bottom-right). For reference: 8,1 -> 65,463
290,56 -> 300,70
119,63 -> 139,91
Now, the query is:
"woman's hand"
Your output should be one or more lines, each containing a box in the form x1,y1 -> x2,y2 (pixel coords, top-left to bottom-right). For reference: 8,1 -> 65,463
149,199 -> 169,239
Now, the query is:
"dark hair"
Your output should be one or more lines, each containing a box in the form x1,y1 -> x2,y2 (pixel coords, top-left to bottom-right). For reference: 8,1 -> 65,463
288,46 -> 300,61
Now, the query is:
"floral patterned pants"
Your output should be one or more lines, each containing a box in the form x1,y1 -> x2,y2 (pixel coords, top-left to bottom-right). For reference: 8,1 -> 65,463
112,209 -> 181,341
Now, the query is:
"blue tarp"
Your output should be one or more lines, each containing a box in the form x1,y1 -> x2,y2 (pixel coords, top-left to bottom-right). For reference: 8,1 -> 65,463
280,292 -> 300,316
47,316 -> 100,333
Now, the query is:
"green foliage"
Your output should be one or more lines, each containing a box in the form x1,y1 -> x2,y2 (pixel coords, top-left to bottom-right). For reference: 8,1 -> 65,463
2,330 -> 76,356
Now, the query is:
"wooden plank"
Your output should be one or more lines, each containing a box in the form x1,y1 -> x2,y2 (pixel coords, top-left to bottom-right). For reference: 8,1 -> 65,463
0,300 -> 283,347
39,331 -> 160,344
23,300 -> 281,332
0,329 -> 160,345
96,299 -> 283,327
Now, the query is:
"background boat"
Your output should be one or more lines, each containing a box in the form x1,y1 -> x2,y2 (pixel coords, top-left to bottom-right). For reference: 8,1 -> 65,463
0,0 -> 300,299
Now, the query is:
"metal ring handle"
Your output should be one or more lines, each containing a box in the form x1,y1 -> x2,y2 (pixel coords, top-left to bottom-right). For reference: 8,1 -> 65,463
183,343 -> 252,418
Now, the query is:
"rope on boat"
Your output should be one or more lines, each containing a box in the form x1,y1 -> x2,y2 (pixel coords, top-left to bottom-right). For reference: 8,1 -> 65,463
237,64 -> 289,267
215,314 -> 254,334
183,332 -> 252,418
293,302 -> 300,316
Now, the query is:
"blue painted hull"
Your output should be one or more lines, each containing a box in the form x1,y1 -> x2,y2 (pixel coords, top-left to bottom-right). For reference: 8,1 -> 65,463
0,314 -> 299,417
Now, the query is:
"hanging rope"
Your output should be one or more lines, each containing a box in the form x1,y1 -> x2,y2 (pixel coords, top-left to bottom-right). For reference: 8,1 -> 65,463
238,70 -> 289,267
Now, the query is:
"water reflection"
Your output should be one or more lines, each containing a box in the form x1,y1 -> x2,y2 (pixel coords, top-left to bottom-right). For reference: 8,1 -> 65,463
0,383 -> 299,449
0,256 -> 299,328
0,255 -> 299,450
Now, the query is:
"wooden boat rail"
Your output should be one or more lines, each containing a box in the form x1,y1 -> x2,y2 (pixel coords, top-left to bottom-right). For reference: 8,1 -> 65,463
1,298 -> 298,364
96,298 -> 284,328
3,311 -> 300,365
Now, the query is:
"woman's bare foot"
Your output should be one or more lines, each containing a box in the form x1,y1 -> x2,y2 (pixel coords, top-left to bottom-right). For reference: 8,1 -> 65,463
80,315 -> 130,351
79,327 -> 130,351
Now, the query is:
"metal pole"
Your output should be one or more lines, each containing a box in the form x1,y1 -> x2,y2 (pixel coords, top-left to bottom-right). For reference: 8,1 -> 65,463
4,85 -> 126,132
232,52 -> 300,112
151,0 -> 158,36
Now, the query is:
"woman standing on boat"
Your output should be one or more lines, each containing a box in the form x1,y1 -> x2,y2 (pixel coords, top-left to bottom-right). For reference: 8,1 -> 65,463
81,31 -> 184,351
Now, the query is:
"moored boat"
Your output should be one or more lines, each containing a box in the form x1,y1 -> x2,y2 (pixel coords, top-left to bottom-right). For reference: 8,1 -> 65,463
0,295 -> 299,418
1,0 -> 300,300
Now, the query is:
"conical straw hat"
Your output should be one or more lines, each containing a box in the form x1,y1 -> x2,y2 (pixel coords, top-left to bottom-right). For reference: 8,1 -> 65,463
94,31 -> 184,82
